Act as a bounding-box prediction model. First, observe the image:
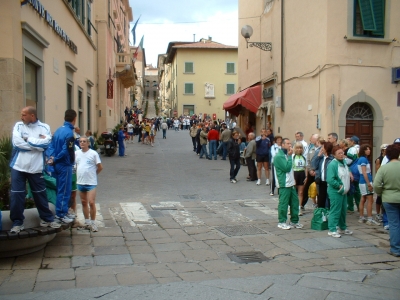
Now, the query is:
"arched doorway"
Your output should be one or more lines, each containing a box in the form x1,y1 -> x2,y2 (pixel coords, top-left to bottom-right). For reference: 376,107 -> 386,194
338,90 -> 384,163
345,102 -> 374,148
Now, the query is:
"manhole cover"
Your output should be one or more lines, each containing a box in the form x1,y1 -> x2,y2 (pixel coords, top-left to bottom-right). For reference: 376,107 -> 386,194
179,194 -> 200,200
214,225 -> 268,237
227,251 -> 269,264
239,202 -> 265,207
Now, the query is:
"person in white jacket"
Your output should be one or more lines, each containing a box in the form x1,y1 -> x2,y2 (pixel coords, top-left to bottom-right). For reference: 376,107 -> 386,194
9,106 -> 60,233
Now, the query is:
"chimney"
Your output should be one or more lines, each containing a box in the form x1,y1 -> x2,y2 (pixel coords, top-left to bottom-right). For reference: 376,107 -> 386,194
208,36 -> 212,41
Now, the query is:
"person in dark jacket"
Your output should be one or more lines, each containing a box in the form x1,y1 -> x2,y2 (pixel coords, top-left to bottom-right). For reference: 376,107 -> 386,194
314,141 -> 334,208
255,129 -> 271,186
118,126 -> 126,157
227,131 -> 241,183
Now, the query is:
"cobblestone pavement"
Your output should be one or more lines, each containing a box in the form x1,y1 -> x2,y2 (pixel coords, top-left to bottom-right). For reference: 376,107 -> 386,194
0,129 -> 399,299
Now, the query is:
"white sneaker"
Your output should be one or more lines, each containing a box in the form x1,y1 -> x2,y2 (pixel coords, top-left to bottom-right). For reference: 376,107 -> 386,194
289,222 -> 304,229
337,227 -> 353,235
366,219 -> 380,226
266,179 -> 270,186
55,215 -> 74,224
10,225 -> 24,233
90,222 -> 98,232
277,223 -> 291,230
298,207 -> 303,216
256,179 -> 261,185
40,220 -> 61,228
328,231 -> 341,238
230,179 -> 237,183
66,213 -> 76,219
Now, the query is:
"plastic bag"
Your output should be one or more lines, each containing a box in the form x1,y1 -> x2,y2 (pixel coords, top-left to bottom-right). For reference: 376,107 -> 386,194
311,208 -> 329,231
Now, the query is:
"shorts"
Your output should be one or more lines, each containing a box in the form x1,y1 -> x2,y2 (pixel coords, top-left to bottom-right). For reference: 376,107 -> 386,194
77,184 -> 97,192
294,170 -> 306,186
128,132 -> 133,136
71,173 -> 77,191
144,132 -> 149,138
256,155 -> 270,163
359,183 -> 374,196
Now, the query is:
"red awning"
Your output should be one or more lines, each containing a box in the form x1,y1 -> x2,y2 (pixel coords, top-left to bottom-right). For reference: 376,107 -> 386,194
223,85 -> 261,116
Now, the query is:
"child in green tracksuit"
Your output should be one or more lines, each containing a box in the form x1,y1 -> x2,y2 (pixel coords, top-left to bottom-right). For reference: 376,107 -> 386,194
326,146 -> 353,238
274,138 -> 303,230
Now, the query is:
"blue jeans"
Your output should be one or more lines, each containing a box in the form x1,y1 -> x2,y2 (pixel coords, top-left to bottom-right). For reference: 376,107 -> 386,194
383,203 -> 400,255
162,129 -> 166,139
10,169 -> 54,226
200,144 -> 208,158
54,164 -> 72,218
229,158 -> 241,180
209,140 -> 217,159
174,126 -> 178,131
222,142 -> 228,159
118,140 -> 125,156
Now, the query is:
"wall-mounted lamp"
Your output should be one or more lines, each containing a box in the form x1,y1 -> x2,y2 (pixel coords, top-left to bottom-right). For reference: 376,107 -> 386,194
241,25 -> 272,51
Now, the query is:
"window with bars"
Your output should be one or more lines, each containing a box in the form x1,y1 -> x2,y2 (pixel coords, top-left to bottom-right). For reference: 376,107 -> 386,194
184,62 -> 194,73
226,63 -> 235,74
184,83 -> 194,94
226,84 -> 235,95
354,0 -> 385,38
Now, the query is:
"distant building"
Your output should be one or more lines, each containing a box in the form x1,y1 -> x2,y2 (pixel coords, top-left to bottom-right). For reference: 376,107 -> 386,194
144,64 -> 158,103
237,0 -> 400,160
159,38 -> 238,119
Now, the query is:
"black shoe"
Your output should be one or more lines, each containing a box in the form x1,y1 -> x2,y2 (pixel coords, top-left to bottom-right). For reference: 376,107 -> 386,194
221,158 -> 226,160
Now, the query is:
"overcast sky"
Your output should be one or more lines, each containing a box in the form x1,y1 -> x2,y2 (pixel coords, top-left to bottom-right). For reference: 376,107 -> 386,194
128,0 -> 238,66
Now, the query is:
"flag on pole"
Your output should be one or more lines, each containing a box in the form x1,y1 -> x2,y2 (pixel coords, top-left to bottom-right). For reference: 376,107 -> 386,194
131,15 -> 141,45
133,36 -> 144,62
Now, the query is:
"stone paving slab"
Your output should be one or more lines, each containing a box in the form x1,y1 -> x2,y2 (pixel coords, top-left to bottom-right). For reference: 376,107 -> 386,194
95,254 -> 133,266
72,256 -> 94,268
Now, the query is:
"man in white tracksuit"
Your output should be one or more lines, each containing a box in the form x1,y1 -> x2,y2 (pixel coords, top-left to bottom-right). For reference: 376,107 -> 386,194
9,106 -> 60,233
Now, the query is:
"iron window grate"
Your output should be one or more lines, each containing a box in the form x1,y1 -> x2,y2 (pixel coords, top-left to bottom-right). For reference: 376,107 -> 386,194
227,251 -> 269,264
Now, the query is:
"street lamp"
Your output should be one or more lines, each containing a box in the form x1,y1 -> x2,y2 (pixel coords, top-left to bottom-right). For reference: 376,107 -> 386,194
241,25 -> 272,51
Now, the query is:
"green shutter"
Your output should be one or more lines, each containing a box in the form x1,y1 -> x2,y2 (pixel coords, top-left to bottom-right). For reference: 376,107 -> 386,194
185,83 -> 193,94
227,63 -> 235,73
371,0 -> 385,36
358,0 -> 376,31
227,84 -> 235,95
185,62 -> 193,73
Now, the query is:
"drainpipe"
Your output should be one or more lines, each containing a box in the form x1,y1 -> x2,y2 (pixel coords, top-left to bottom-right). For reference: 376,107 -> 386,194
281,0 -> 285,112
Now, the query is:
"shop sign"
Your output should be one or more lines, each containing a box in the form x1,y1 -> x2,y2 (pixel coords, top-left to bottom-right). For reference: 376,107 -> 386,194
23,0 -> 78,54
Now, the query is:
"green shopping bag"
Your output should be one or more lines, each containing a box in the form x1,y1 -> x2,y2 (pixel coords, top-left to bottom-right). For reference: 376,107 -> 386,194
311,208 -> 329,231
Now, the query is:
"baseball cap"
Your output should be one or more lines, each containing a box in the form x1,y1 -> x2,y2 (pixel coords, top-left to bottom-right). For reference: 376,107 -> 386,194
380,144 -> 388,150
350,136 -> 359,144
393,138 -> 400,144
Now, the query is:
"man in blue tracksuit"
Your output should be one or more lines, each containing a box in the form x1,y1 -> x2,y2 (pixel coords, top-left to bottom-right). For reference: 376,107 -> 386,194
48,110 -> 76,223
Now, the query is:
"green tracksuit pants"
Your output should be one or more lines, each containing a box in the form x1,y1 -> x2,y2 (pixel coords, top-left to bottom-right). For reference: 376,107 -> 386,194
328,191 -> 348,232
347,181 -> 361,212
278,186 -> 300,223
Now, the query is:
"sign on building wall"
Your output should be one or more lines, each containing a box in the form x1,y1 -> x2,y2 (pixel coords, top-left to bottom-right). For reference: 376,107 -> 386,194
107,68 -> 113,99
205,83 -> 215,98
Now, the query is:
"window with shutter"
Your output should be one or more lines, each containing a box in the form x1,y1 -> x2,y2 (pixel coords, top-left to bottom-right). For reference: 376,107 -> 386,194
354,0 -> 385,38
226,84 -> 235,95
226,63 -> 235,74
184,62 -> 194,73
185,83 -> 194,94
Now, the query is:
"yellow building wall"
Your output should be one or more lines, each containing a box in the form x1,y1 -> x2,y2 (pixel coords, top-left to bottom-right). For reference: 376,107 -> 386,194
173,48 -> 238,119
15,1 -> 97,133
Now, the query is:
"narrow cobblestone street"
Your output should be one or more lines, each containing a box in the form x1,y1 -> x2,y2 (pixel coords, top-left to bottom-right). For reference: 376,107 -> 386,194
0,130 -> 399,299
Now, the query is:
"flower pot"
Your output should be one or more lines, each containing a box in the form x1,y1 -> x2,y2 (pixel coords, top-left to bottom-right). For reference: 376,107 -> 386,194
0,204 -> 57,258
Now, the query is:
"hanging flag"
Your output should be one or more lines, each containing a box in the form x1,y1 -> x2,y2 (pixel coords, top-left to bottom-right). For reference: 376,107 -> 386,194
133,36 -> 144,62
131,15 -> 141,45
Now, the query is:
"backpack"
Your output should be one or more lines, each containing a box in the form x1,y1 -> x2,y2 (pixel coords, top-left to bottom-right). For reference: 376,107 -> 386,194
349,158 -> 360,182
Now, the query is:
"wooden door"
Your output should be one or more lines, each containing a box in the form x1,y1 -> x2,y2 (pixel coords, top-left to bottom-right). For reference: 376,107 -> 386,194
345,120 -> 373,148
